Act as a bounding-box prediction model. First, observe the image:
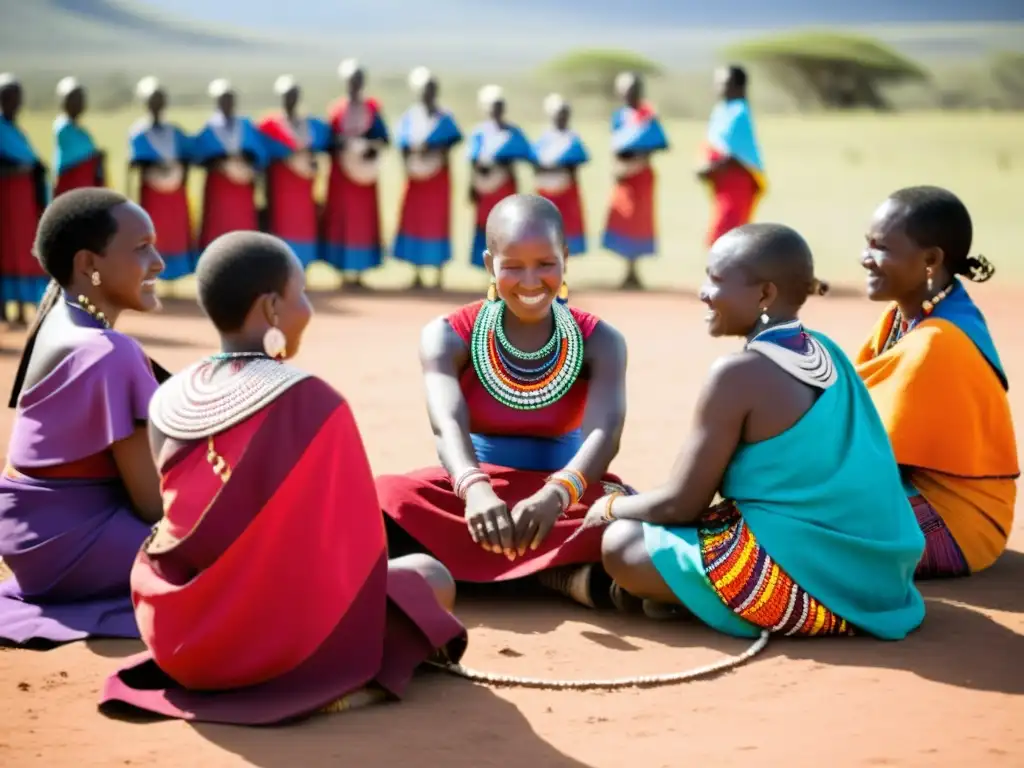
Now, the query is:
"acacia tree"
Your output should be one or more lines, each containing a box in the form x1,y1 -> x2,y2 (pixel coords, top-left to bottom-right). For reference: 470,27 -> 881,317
724,32 -> 928,110
541,49 -> 663,106
991,51 -> 1024,109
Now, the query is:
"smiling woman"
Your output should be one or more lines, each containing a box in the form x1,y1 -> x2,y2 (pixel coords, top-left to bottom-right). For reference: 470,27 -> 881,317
856,186 -> 1019,578
0,188 -> 167,647
377,194 -> 633,608
594,223 -> 925,639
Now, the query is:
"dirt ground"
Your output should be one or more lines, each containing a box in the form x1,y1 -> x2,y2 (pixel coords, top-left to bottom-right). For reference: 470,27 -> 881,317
1,286 -> 1022,767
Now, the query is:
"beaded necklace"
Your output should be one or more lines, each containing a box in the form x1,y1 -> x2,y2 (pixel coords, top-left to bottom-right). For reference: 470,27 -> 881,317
209,351 -> 269,362
66,294 -> 110,328
880,281 -> 955,354
149,355 -> 309,440
746,319 -> 837,390
470,299 -> 584,411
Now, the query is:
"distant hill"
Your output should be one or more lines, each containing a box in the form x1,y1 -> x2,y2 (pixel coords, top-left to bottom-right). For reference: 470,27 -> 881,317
0,0 -> 258,52
3,0 -> 1023,76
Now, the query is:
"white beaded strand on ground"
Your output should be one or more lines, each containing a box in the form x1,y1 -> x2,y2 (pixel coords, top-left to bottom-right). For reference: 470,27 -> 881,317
427,630 -> 769,690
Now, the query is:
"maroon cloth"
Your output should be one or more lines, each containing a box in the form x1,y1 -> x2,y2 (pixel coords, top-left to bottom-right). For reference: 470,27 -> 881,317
100,560 -> 467,725
98,378 -> 466,725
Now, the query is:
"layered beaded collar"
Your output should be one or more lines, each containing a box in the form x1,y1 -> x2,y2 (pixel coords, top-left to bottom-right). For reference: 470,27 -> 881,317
746,319 -> 837,390
470,299 -> 584,411
149,353 -> 309,440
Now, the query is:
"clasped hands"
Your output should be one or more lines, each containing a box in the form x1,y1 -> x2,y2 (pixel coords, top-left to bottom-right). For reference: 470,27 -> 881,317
463,482 -> 565,560
464,482 -> 620,559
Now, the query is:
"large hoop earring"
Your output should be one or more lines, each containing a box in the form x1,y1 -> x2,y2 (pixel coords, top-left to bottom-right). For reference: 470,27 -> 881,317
486,281 -> 498,302
556,281 -> 569,304
262,326 -> 287,359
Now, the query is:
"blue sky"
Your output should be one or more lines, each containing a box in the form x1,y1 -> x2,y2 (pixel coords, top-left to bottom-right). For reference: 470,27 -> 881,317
135,0 -> 1024,32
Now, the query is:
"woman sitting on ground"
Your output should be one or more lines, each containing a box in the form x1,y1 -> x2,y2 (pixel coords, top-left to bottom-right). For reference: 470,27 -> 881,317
595,223 -> 925,639
856,186 -> 1018,578
0,189 -> 165,646
376,194 -> 632,609
100,232 -> 467,726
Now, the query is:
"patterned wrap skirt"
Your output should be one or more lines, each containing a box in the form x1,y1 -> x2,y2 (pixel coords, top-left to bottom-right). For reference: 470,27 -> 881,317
698,501 -> 855,637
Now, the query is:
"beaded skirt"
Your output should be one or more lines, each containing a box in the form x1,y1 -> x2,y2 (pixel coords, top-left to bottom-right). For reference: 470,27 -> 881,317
698,501 -> 855,637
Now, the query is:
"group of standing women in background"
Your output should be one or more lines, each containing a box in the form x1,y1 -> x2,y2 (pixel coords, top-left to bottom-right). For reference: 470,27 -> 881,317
0,62 -> 766,320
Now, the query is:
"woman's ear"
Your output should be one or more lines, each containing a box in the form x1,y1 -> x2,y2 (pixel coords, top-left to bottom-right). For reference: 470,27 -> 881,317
760,281 -> 779,310
72,248 -> 97,284
482,249 -> 495,278
923,246 -> 945,274
261,293 -> 278,326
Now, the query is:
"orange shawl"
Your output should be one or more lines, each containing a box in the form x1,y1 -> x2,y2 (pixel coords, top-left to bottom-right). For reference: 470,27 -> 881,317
856,305 -> 1018,480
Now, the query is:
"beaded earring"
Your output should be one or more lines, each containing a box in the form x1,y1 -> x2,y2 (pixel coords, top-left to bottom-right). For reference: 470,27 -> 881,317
760,307 -> 770,325
90,270 -> 101,287
486,281 -> 498,302
557,281 -> 569,304
926,267 -> 934,293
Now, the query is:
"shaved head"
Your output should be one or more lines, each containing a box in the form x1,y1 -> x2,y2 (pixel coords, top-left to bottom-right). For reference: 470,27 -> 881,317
484,194 -> 565,256
714,223 -> 824,307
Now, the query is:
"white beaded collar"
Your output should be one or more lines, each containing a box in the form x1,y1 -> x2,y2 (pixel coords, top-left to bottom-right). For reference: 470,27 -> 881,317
745,320 -> 837,390
149,357 -> 310,440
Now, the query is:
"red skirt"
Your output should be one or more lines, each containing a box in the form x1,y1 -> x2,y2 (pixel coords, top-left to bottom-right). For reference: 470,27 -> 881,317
602,165 -> 656,259
707,163 -> 759,246
377,464 -> 631,582
323,164 -> 383,271
0,173 -> 45,279
54,156 -> 103,197
199,170 -> 258,249
538,183 -> 586,255
398,169 -> 451,241
139,183 -> 192,259
394,169 -> 452,267
265,161 -> 318,244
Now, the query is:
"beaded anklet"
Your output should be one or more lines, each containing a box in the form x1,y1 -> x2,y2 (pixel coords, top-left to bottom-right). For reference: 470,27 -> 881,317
453,467 -> 490,500
546,469 -> 587,512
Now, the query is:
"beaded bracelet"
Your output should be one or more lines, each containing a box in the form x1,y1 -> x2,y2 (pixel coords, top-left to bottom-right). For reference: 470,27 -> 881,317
603,492 -> 623,522
549,483 -> 572,512
453,467 -> 489,500
546,469 -> 587,510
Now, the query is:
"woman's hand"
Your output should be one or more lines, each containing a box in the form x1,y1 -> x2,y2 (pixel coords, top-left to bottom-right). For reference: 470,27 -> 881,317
464,482 -> 515,558
510,484 -> 566,555
563,494 -> 617,545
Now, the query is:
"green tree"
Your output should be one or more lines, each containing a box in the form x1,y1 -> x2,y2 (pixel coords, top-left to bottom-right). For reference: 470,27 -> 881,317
990,51 -> 1024,110
724,31 -> 928,110
541,49 -> 663,105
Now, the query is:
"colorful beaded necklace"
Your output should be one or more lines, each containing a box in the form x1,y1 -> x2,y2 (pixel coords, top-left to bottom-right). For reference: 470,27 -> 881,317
881,281 -> 955,353
470,299 -> 584,410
